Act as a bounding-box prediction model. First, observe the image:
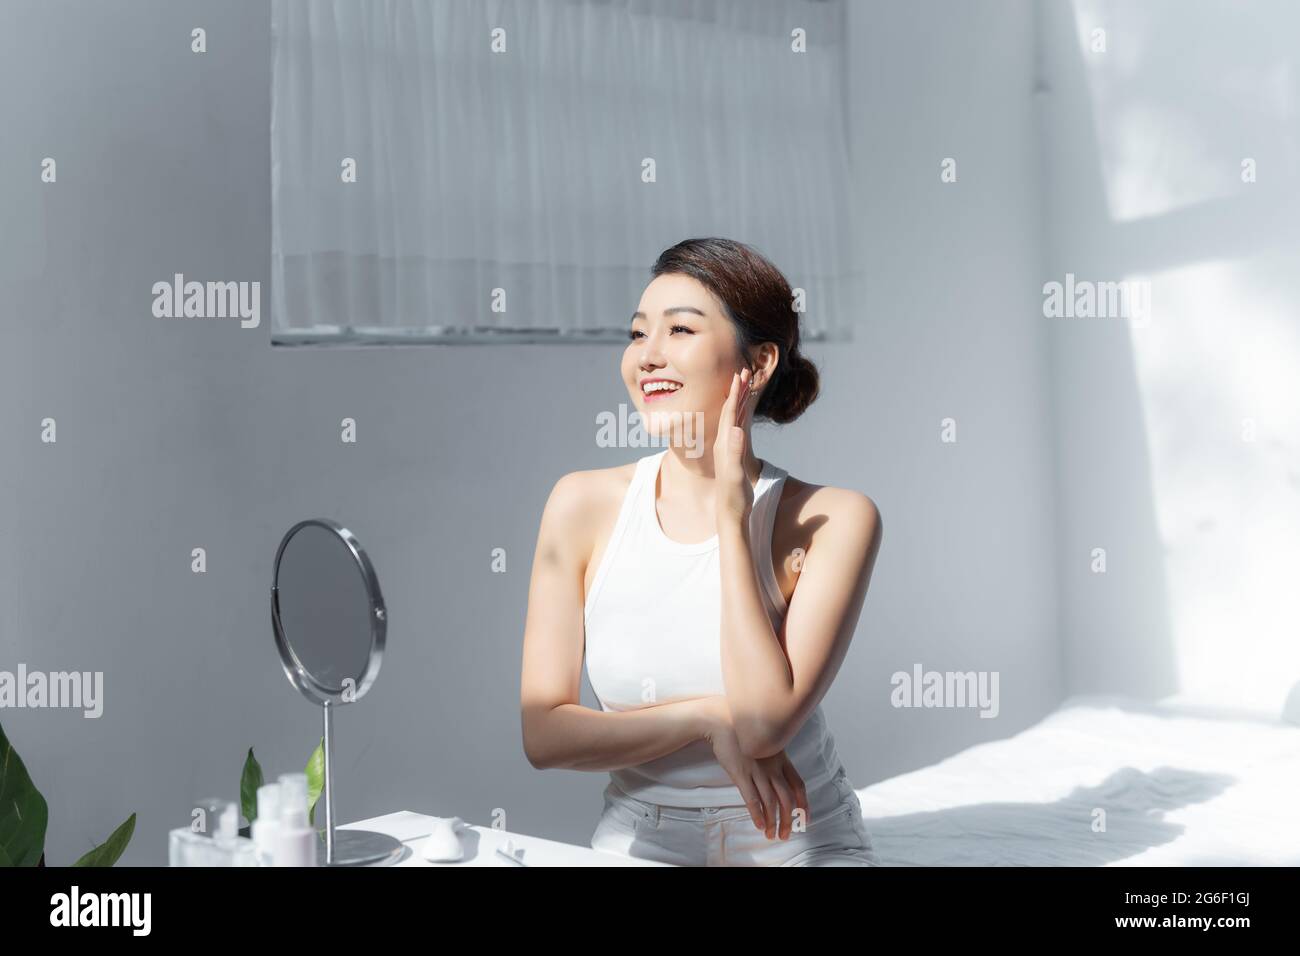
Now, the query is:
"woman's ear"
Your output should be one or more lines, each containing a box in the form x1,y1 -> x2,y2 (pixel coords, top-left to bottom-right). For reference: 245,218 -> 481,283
755,342 -> 780,389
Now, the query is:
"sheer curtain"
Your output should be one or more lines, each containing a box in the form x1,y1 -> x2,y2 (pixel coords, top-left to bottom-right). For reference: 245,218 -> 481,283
271,0 -> 857,343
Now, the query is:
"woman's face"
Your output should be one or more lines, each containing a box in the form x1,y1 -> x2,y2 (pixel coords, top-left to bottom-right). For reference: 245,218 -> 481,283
622,273 -> 748,452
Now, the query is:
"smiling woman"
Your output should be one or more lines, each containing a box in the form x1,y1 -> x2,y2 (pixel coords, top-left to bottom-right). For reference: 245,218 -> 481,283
520,237 -> 883,867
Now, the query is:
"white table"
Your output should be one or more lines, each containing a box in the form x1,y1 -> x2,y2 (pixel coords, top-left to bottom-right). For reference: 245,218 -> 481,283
339,811 -> 670,866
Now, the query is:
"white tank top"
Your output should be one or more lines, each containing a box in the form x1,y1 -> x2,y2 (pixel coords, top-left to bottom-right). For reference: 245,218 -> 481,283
584,448 -> 842,807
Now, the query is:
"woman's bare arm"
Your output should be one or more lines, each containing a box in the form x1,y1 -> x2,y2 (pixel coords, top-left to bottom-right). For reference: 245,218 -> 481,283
718,488 -> 882,758
520,471 -> 716,771
530,700 -> 713,771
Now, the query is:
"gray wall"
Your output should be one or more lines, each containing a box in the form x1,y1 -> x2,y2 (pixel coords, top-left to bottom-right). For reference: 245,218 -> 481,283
2,0 -> 1057,865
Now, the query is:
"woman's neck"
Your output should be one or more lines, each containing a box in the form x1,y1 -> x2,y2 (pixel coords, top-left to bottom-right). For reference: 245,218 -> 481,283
660,443 -> 763,497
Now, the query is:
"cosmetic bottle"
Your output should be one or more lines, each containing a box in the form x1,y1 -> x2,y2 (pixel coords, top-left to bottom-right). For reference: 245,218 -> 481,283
251,782 -> 282,867
274,772 -> 319,866
168,797 -> 232,866
168,799 -> 254,866
168,827 -> 207,866
212,800 -> 258,867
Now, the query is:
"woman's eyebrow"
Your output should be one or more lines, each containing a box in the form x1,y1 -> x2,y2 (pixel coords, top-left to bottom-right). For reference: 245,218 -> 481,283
630,306 -> 707,322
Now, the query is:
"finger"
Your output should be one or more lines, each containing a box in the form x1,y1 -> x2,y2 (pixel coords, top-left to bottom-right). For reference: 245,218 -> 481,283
726,766 -> 763,831
737,370 -> 752,424
741,381 -> 757,430
742,368 -> 762,425
769,777 -> 797,840
752,773 -> 779,839
717,373 -> 739,442
734,776 -> 766,833
782,762 -> 809,828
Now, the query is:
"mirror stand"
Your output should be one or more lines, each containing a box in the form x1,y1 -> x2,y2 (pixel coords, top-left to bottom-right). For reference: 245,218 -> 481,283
315,699 -> 404,867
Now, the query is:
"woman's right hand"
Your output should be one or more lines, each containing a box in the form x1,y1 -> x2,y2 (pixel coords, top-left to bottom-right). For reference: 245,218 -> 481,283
697,697 -> 809,840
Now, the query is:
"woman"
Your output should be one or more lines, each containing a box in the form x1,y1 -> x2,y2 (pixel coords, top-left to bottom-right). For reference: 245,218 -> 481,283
520,237 -> 883,866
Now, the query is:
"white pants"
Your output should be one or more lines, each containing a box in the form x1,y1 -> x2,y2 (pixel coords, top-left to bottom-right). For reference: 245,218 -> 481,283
590,765 -> 878,866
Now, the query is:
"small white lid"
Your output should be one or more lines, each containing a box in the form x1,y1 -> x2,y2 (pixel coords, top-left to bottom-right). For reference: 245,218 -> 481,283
217,801 -> 238,840
256,782 -> 282,822
277,772 -> 308,824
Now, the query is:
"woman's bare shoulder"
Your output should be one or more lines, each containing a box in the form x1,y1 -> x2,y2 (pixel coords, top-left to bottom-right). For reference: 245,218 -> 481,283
542,461 -> 639,544
777,474 -> 882,544
549,460 -> 637,505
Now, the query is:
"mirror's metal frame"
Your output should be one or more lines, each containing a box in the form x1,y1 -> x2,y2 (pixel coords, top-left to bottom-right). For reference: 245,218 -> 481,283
271,518 -> 402,866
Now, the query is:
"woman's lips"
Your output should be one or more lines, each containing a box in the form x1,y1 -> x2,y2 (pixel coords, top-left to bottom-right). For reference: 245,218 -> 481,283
642,384 -> 683,402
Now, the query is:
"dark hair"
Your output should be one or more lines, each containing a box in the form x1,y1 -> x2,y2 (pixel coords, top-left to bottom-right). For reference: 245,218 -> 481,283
650,237 -> 820,424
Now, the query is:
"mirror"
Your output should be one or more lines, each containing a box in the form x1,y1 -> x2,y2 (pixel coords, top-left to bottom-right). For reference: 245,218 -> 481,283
271,518 -> 402,866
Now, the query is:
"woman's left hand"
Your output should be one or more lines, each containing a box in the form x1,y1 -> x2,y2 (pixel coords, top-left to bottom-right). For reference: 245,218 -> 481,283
714,368 -> 758,526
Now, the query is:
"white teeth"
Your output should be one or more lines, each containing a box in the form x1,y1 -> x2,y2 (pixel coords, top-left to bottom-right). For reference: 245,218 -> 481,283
642,381 -> 682,394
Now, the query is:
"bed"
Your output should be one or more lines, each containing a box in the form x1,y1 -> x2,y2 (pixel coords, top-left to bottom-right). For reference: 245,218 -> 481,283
852,693 -> 1300,866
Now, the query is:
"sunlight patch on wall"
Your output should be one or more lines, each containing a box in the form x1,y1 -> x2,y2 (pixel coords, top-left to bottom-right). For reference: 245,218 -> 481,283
1071,0 -> 1297,223
1126,257 -> 1300,711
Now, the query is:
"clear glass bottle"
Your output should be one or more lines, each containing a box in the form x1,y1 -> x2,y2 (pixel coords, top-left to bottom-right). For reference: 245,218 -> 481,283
168,799 -> 255,866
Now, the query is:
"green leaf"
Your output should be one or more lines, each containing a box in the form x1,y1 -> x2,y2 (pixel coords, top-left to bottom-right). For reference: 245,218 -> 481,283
72,812 -> 135,867
305,737 -> 324,828
0,720 -> 49,867
240,747 -> 265,825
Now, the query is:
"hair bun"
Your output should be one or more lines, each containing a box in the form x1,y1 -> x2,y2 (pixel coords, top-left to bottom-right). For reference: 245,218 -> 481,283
761,349 -> 820,424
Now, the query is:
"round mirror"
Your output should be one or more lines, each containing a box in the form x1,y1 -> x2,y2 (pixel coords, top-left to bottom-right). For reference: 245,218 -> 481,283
271,519 -> 401,866
272,521 -> 385,704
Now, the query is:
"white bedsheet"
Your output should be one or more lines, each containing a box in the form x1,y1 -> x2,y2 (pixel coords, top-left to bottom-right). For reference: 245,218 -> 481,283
851,694 -> 1300,866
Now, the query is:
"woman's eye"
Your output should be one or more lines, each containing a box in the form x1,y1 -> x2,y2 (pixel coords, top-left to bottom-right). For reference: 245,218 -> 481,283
627,326 -> 693,341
